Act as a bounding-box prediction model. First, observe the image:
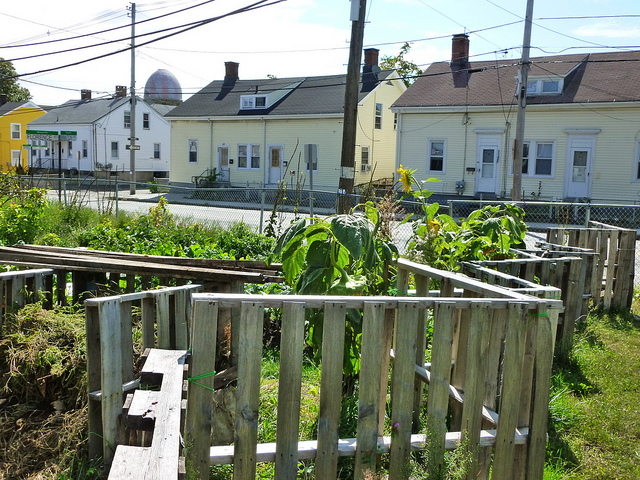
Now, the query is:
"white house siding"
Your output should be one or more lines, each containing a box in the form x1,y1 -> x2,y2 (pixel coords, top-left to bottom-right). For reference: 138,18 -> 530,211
170,117 -> 345,190
396,102 -> 640,203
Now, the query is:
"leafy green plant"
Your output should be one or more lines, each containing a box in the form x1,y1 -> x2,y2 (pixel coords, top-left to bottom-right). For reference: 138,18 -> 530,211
0,186 -> 47,246
397,165 -> 527,270
272,202 -> 398,375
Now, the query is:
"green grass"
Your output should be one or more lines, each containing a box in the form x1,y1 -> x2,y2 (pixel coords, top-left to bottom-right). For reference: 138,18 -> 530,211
544,310 -> 640,479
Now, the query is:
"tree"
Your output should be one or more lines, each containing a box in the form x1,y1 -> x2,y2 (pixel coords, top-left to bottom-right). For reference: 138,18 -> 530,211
0,58 -> 31,101
380,42 -> 423,87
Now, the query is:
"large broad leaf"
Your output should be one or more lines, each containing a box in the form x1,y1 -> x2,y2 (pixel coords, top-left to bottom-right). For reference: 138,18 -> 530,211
426,202 -> 440,219
330,214 -> 373,261
306,239 -> 333,268
480,217 -> 503,241
282,244 -> 307,284
273,218 -> 306,256
297,266 -> 335,295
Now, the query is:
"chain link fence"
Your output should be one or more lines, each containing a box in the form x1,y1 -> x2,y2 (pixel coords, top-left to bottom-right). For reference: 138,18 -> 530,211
29,175 -> 640,288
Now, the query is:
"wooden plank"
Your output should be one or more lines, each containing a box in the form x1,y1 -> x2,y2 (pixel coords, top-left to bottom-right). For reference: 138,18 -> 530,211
98,298 -> 124,468
491,303 -> 527,480
460,302 -> 491,480
559,258 -> 582,356
412,275 -> 430,432
275,302 -> 306,480
141,296 -> 156,349
450,290 -> 475,432
315,302 -> 347,479
156,290 -> 171,350
388,301 -> 420,479
173,288 -> 189,350
378,308 -> 395,435
85,304 -> 103,460
477,308 -> 508,480
355,301 -> 386,479
603,230 -> 619,309
234,301 -> 264,480
526,304 -> 554,480
185,299 -> 218,480
208,429 -> 529,465
592,230 -> 607,306
426,302 -> 456,477
615,231 -> 635,310
119,301 -> 135,384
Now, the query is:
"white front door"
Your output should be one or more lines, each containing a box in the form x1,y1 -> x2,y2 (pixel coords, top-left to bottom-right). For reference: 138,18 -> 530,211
564,136 -> 595,199
268,145 -> 283,185
476,141 -> 500,194
217,146 -> 230,182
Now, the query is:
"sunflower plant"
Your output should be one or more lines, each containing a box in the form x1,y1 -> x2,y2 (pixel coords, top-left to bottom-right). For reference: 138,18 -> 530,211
398,165 -> 528,270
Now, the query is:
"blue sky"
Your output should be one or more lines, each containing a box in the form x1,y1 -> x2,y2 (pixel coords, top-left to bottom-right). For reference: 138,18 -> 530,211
2,0 -> 638,105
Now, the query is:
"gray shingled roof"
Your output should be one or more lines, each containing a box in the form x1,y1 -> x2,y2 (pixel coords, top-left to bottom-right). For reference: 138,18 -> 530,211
392,50 -> 640,108
0,101 -> 30,116
166,70 -> 395,118
29,97 -> 130,125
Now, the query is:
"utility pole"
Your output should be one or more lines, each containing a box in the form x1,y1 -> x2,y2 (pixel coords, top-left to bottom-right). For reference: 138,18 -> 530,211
512,0 -> 534,201
337,0 -> 366,213
129,2 -> 137,195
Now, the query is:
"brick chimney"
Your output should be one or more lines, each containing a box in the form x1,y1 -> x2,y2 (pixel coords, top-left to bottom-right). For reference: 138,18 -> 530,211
115,85 -> 127,98
81,89 -> 92,100
451,34 -> 469,67
362,48 -> 380,93
451,34 -> 470,88
0,94 -> 6,106
224,62 -> 239,86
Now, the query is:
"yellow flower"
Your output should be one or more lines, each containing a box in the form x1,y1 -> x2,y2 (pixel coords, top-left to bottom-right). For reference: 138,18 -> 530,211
397,164 -> 413,193
427,217 -> 440,235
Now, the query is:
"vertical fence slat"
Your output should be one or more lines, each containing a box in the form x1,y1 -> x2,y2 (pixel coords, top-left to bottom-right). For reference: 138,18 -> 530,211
604,230 -> 619,309
174,288 -> 189,349
275,301 -> 306,480
477,308 -> 508,480
526,303 -> 554,479
412,275 -> 430,432
559,257 -> 582,355
355,301 -> 386,479
119,300 -> 135,384
234,301 -> 264,480
460,301 -> 491,479
426,301 -> 456,476
491,302 -> 527,480
98,298 -> 124,468
593,230 -> 607,306
316,302 -> 347,479
388,301 -> 420,480
141,295 -> 156,349
616,231 -> 635,309
156,290 -> 171,349
85,303 -> 103,460
185,298 -> 218,480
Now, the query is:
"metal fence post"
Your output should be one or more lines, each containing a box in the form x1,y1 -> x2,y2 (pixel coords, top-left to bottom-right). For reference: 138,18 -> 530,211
584,204 -> 591,227
448,200 -> 453,217
115,177 -> 119,216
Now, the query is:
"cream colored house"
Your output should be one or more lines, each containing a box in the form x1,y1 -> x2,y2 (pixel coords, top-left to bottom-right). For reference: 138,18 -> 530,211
166,49 -> 405,191
392,35 -> 640,203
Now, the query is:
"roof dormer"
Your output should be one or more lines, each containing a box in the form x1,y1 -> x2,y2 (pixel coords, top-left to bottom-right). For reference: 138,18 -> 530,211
240,94 -> 268,110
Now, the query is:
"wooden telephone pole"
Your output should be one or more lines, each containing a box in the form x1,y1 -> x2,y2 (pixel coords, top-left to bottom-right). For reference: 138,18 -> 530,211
512,0 -> 535,201
129,2 -> 137,195
337,0 -> 367,213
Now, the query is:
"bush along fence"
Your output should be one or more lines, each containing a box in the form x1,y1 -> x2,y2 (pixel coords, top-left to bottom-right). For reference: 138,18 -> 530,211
182,259 -> 562,480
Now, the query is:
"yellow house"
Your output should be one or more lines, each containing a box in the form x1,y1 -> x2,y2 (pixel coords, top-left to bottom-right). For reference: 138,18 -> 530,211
0,100 -> 46,172
166,49 -> 406,192
392,35 -> 640,203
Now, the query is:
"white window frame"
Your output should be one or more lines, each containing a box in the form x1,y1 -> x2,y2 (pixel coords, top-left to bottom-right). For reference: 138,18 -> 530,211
143,113 -> 150,129
238,144 -> 260,170
68,141 -> 73,157
375,103 -> 383,129
361,146 -> 371,172
11,123 -> 21,140
153,143 -> 161,159
111,141 -> 119,159
240,95 -> 268,110
526,77 -> 563,96
82,140 -> 88,158
124,111 -> 131,128
427,140 -> 446,173
10,150 -> 21,167
511,140 -> 555,178
188,139 -> 198,163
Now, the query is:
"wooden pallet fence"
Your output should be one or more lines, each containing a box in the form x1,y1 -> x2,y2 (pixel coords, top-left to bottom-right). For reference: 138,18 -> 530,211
547,223 -> 636,311
0,268 -> 55,333
84,284 -> 201,468
185,284 -> 561,480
